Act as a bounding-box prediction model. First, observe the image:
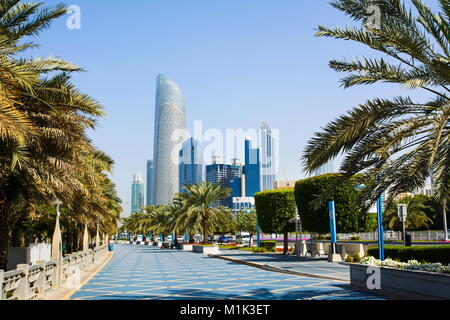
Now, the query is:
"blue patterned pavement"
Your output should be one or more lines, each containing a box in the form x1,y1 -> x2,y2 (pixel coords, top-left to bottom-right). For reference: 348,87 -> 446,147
69,245 -> 384,300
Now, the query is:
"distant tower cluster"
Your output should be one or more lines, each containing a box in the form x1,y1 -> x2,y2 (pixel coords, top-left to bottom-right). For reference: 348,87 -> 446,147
131,173 -> 145,213
131,74 -> 279,215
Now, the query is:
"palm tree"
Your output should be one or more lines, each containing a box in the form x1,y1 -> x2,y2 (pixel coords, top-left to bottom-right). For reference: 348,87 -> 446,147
180,182 -> 231,244
384,196 -> 433,230
0,1 -> 122,268
302,0 -> 450,239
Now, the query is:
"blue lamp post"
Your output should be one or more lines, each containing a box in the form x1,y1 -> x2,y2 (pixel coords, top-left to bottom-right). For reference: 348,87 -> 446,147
376,190 -> 385,260
328,201 -> 337,254
354,183 -> 385,261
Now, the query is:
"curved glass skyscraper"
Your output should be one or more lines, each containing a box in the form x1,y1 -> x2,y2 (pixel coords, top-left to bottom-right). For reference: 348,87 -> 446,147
152,74 -> 186,205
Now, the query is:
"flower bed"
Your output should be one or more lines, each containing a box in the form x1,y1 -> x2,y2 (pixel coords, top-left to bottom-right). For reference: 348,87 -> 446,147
361,256 -> 450,273
181,244 -> 194,251
192,245 -> 219,254
350,257 -> 450,299
367,245 -> 450,264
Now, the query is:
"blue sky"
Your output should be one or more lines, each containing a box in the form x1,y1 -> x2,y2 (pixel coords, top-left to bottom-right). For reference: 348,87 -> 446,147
31,0 -> 438,215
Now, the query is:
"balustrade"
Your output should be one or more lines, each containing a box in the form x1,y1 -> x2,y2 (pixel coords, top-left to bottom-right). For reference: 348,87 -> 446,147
0,244 -> 108,300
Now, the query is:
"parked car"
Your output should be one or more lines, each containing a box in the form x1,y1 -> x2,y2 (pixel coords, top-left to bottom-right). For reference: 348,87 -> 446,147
218,236 -> 232,244
236,232 -> 251,246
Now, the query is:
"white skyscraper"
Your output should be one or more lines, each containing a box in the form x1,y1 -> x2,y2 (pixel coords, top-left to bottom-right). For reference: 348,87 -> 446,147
152,74 -> 186,205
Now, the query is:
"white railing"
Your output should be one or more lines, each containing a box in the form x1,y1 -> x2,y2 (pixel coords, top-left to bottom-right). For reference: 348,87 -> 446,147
336,230 -> 447,241
261,230 -> 448,242
0,244 -> 108,300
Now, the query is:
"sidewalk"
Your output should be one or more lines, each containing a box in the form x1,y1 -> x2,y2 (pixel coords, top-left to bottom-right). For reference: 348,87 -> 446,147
44,251 -> 113,300
213,250 -> 350,281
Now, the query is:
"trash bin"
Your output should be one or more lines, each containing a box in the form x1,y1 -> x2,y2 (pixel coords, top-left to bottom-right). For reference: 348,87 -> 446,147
405,233 -> 412,247
108,243 -> 114,251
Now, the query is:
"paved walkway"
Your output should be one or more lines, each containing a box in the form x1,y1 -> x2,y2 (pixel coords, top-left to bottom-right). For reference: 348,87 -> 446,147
69,245 -> 383,300
215,250 -> 350,281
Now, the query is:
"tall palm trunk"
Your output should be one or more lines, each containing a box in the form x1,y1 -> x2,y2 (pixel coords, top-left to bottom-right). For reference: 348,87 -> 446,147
283,231 -> 289,255
66,231 -> 74,254
0,210 -> 11,270
202,216 -> 208,245
443,204 -> 449,241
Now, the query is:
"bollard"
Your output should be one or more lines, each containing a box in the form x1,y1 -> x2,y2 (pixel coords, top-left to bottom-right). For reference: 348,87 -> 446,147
317,242 -> 325,256
340,245 -> 348,260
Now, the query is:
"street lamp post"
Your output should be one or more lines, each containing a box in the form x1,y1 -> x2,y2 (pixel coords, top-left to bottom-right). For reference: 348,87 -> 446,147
289,209 -> 302,257
376,188 -> 385,260
354,183 -> 385,260
327,201 -> 342,262
397,204 -> 407,246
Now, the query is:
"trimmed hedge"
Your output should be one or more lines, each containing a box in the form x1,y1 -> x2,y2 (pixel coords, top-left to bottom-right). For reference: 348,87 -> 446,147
260,241 -> 277,251
294,174 -> 376,234
254,189 -> 296,234
368,245 -> 450,264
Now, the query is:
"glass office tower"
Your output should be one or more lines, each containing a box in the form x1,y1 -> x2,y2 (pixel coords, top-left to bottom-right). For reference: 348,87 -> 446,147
131,173 -> 145,213
312,161 -> 334,176
244,138 -> 261,197
206,157 -> 242,207
146,160 -> 153,205
260,121 -> 276,191
152,74 -> 186,205
179,137 -> 203,192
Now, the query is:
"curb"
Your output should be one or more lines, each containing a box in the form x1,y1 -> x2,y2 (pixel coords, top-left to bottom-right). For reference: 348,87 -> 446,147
211,254 -> 348,282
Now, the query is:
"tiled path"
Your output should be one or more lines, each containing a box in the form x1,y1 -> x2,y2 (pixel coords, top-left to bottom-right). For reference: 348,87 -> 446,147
69,245 -> 384,300
215,251 -> 350,280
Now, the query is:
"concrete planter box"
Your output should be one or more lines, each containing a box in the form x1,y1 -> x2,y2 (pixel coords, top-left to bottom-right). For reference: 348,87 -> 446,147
192,245 -> 219,255
350,263 -> 450,299
181,244 -> 194,251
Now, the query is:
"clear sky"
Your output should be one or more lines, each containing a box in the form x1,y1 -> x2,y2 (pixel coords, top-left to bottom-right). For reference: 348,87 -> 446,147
31,0 -> 438,216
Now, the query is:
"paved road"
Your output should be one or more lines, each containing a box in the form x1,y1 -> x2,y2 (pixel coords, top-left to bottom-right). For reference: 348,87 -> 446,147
69,245 -> 384,300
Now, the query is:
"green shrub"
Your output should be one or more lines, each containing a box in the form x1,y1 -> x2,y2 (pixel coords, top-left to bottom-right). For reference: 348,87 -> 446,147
255,189 -> 296,234
294,174 -> 375,233
351,236 -> 361,241
252,247 -> 267,253
255,189 -> 296,254
367,245 -> 450,264
353,253 -> 361,263
260,241 -> 277,251
345,256 -> 353,263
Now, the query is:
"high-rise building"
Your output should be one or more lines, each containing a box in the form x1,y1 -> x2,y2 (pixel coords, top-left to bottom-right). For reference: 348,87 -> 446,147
260,121 -> 276,191
274,180 -> 296,189
146,160 -> 153,205
179,137 -> 203,192
244,138 -> 261,197
131,173 -> 145,213
206,157 -> 242,207
312,161 -> 334,176
152,74 -> 186,205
